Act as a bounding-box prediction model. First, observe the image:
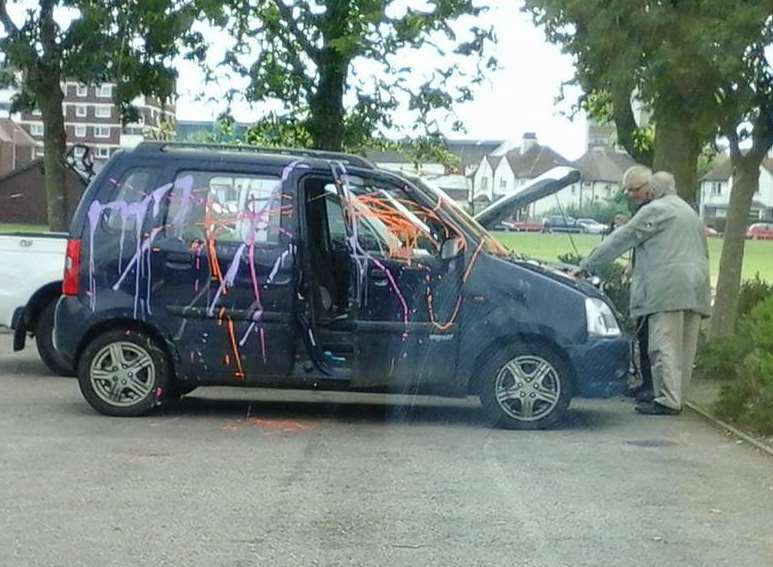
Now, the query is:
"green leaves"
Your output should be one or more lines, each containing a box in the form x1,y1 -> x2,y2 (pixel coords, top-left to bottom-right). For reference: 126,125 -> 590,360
217,0 -> 495,150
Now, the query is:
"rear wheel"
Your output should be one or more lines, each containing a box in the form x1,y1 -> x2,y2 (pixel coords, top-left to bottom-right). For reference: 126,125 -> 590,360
479,342 -> 573,430
35,300 -> 74,377
77,328 -> 170,417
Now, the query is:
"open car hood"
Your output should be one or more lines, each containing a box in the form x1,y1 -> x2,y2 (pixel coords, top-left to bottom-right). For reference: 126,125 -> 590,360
473,167 -> 582,230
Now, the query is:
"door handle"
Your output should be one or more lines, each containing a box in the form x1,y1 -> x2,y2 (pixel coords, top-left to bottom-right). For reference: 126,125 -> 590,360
165,251 -> 194,269
370,268 -> 389,287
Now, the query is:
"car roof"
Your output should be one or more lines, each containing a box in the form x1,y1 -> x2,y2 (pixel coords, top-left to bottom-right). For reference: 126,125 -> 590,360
131,141 -> 377,171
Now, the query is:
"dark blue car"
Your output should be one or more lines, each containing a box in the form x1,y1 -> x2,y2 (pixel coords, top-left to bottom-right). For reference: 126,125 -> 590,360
55,143 -> 629,429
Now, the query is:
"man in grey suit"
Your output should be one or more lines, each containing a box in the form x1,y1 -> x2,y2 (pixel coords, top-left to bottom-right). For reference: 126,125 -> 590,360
580,166 -> 711,415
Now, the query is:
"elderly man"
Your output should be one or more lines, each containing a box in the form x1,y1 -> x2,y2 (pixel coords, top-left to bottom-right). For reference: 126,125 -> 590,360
579,166 -> 711,415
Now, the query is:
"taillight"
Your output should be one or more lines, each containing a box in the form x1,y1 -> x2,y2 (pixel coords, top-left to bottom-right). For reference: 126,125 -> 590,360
63,239 -> 82,296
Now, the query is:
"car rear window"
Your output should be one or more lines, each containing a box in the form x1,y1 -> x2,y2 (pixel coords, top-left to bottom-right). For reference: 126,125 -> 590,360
103,167 -> 161,232
165,170 -> 283,245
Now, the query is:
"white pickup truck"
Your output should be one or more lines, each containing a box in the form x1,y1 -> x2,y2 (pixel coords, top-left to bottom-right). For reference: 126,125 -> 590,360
0,232 -> 72,375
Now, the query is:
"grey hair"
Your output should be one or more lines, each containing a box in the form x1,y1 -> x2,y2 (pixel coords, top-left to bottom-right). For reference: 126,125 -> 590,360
651,171 -> 677,197
621,165 -> 653,191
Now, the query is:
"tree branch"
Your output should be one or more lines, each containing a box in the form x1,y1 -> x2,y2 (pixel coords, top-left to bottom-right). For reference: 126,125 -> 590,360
725,125 -> 742,161
611,83 -> 653,165
749,109 -> 773,163
273,0 -> 319,60
0,0 -> 18,35
39,0 -> 60,59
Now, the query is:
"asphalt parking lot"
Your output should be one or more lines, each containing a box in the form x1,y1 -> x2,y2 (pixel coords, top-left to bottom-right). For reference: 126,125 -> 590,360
1,335 -> 772,567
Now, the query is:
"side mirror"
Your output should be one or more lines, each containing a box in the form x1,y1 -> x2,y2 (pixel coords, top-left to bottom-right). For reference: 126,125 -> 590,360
441,236 -> 464,260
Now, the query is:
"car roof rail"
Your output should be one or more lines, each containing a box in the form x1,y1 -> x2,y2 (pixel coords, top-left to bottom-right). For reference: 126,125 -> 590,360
134,141 -> 376,169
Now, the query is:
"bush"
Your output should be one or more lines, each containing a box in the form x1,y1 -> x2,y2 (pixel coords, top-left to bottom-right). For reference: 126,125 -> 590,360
713,297 -> 773,435
696,275 -> 773,381
737,273 -> 773,321
695,336 -> 752,382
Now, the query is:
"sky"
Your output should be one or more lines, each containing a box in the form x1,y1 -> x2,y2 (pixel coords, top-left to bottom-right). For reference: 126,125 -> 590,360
2,0 -> 590,160
173,0 -> 590,160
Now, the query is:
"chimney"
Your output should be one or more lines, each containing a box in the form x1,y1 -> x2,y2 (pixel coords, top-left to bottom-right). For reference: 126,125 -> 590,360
521,132 -> 537,154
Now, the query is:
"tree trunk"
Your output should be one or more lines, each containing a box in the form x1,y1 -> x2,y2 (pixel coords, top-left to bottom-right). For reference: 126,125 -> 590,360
307,50 -> 348,151
37,77 -> 69,232
652,113 -> 701,203
709,158 -> 760,339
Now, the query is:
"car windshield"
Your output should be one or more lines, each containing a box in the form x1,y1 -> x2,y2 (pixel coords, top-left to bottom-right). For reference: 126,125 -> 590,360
408,176 -> 511,258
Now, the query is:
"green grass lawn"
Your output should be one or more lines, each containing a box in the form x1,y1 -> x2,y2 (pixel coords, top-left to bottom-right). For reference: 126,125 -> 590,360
0,223 -> 49,233
493,231 -> 773,283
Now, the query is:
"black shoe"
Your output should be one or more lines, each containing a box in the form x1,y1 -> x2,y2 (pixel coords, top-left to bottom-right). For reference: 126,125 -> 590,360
635,401 -> 681,416
635,389 -> 655,403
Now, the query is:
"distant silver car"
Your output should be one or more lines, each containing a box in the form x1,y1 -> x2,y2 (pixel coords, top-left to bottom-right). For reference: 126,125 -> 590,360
576,218 -> 607,235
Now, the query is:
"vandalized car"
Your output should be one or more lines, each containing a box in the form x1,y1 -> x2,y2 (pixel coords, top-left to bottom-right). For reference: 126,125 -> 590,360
55,143 -> 629,429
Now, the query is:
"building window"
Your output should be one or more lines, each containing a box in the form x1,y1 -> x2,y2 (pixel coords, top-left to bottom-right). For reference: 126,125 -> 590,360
711,182 -> 722,196
94,126 -> 111,138
481,177 -> 489,191
74,146 -> 85,158
30,123 -> 44,136
499,178 -> 508,190
75,105 -> 87,118
97,84 -> 112,98
74,125 -> 87,138
95,106 -> 111,118
95,147 -> 111,159
32,108 -> 42,116
76,84 -> 88,97
36,146 -> 45,158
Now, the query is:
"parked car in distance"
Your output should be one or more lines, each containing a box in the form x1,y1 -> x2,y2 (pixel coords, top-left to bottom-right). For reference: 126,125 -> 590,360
704,226 -> 721,238
576,218 -> 607,235
55,146 -> 629,430
746,222 -> 773,240
542,215 -> 582,234
500,219 -> 543,232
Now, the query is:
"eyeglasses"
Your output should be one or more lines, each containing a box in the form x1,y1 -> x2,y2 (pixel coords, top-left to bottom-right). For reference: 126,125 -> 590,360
625,181 -> 648,193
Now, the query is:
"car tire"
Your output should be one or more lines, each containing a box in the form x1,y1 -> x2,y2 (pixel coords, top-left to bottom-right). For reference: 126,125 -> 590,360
35,300 -> 75,377
77,328 -> 171,417
478,341 -> 573,430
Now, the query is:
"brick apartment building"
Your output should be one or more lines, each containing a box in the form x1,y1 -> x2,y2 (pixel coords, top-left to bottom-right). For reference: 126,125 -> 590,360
14,81 -> 175,164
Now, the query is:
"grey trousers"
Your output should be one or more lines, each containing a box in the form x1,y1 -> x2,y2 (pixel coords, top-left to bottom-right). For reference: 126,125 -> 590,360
648,310 -> 702,411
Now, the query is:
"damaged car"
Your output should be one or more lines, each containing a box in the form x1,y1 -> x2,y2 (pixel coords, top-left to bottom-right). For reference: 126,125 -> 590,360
55,142 -> 629,429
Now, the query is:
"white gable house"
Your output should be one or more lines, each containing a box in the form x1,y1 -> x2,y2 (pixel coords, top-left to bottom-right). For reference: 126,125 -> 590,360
699,158 -> 773,223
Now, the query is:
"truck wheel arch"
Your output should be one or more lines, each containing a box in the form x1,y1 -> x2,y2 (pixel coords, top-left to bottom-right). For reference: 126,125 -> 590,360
24,282 -> 63,335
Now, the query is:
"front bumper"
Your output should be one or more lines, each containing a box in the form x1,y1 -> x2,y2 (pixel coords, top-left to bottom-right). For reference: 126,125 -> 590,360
566,335 -> 631,398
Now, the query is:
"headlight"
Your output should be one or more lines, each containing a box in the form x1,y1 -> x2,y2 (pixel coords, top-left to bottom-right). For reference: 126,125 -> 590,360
585,297 -> 621,338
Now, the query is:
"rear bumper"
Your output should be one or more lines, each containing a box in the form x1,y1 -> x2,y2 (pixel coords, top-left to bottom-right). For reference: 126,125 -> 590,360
566,335 -> 631,398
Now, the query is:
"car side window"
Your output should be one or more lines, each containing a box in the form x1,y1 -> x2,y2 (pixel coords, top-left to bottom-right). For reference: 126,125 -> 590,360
104,168 -> 160,232
166,171 -> 283,244
343,175 -> 449,261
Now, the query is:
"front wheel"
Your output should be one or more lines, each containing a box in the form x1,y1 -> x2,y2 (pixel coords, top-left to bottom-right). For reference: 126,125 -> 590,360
77,329 -> 170,417
479,342 -> 573,430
